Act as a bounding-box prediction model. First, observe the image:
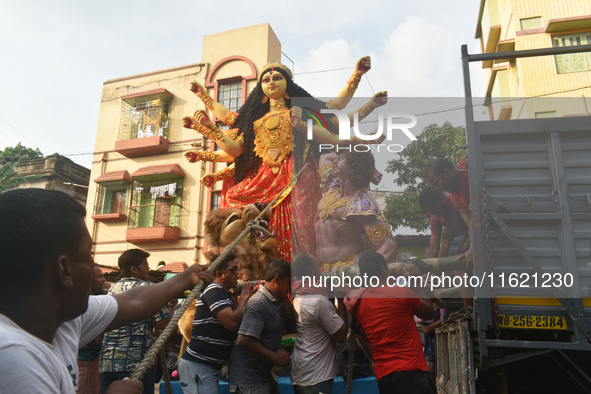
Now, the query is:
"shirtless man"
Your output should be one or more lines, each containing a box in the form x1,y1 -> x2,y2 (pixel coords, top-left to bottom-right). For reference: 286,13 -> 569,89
315,149 -> 397,272
425,158 -> 474,314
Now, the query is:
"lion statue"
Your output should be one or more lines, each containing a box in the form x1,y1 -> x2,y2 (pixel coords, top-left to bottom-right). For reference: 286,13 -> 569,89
178,203 -> 277,346
203,202 -> 277,281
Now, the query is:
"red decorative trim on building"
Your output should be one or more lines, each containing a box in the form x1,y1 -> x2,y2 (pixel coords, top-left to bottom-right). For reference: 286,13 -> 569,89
92,139 -> 213,164
93,236 -> 197,246
94,170 -> 132,184
204,55 -> 258,122
93,246 -> 197,255
205,55 -> 257,88
515,28 -> 545,36
131,163 -> 186,178
115,135 -> 170,157
121,88 -> 174,100
91,213 -> 127,221
161,262 -> 189,273
126,226 -> 181,243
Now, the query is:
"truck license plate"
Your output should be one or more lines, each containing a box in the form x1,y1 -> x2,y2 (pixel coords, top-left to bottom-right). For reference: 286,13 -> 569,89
498,314 -> 567,330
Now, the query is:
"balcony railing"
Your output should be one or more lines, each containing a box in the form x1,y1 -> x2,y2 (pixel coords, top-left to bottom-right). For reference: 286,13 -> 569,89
125,202 -> 182,243
127,202 -> 182,228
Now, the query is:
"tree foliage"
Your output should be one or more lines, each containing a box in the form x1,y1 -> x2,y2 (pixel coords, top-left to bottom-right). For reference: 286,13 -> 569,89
383,122 -> 466,231
0,143 -> 43,193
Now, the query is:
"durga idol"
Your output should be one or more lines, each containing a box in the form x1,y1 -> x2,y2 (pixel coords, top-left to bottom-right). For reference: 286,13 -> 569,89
182,58 -> 387,261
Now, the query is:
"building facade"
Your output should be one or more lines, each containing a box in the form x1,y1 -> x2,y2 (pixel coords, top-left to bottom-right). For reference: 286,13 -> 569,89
476,0 -> 591,119
15,153 -> 90,206
86,24 -> 281,268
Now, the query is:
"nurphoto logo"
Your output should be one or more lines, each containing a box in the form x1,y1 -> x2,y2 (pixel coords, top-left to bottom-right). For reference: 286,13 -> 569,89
305,108 -> 418,153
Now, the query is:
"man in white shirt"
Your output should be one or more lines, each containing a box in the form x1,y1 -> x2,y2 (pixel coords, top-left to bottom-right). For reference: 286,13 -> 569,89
290,252 -> 348,393
0,189 -> 211,394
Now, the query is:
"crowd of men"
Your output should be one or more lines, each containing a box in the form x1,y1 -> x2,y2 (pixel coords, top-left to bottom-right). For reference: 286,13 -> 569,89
0,155 -> 471,394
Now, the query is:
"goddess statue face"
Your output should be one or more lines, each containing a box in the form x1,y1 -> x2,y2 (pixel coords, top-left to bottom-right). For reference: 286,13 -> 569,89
261,70 -> 287,100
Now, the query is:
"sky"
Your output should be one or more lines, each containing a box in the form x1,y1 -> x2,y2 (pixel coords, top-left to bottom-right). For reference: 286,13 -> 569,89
0,0 -> 486,170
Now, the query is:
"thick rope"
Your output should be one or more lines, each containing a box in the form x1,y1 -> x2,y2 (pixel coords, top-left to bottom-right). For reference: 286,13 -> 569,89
130,163 -> 310,381
346,331 -> 356,394
130,223 -> 261,380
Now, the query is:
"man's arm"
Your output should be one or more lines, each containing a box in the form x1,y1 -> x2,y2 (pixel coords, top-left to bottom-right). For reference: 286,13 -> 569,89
426,215 -> 442,258
105,380 -> 144,393
236,334 -> 290,367
415,298 -> 435,321
363,217 -> 397,263
376,235 -> 397,263
215,283 -> 252,332
330,299 -> 348,343
215,307 -> 242,332
425,232 -> 440,259
421,318 -> 442,336
438,242 -> 451,258
105,265 -> 211,332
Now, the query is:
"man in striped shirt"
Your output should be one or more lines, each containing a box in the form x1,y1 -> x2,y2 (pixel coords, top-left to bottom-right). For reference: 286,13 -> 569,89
179,253 -> 252,394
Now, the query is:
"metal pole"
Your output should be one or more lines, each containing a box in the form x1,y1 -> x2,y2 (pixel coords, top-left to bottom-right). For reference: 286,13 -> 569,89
465,44 -> 591,63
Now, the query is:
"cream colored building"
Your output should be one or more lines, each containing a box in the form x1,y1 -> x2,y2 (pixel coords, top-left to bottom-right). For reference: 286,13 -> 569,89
86,24 -> 281,269
476,0 -> 591,119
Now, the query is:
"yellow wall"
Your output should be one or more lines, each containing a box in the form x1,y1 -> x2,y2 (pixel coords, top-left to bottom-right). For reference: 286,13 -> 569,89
87,24 -> 281,269
477,0 -> 591,119
202,23 -> 281,71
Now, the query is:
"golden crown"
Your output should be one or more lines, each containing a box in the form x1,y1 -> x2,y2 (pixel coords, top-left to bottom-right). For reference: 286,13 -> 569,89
259,62 -> 293,80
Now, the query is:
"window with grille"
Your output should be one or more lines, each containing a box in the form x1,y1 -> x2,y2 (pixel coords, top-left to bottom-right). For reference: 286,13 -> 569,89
128,175 -> 183,228
211,192 -> 221,211
553,32 -> 591,74
119,91 -> 172,141
94,181 -> 129,216
218,80 -> 242,112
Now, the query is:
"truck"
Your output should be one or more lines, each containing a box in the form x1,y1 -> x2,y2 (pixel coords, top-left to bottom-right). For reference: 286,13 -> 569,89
436,44 -> 591,393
